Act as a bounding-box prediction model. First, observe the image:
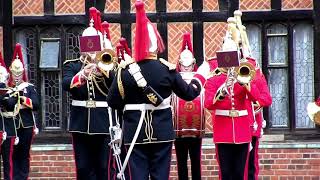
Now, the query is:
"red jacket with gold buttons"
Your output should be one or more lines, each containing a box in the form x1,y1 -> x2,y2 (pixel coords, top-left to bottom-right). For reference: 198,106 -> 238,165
204,59 -> 262,143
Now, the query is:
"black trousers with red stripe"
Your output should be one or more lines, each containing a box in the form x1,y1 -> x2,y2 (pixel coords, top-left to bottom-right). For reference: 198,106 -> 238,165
13,127 -> 34,180
216,143 -> 249,180
174,137 -> 202,180
72,133 -> 111,180
1,137 -> 15,180
248,137 -> 260,180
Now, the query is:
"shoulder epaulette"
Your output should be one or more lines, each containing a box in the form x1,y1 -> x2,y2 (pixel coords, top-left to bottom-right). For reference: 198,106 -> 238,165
159,58 -> 176,71
63,58 -> 80,65
118,59 -> 135,69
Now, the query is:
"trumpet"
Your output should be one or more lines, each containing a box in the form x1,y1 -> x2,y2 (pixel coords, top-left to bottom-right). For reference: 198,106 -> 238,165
234,61 -> 256,84
96,49 -> 117,71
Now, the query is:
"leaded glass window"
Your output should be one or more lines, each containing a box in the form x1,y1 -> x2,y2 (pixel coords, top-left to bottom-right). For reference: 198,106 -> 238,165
246,24 -> 262,66
293,24 -> 314,128
15,29 -> 38,85
40,27 -> 62,130
267,24 -> 289,128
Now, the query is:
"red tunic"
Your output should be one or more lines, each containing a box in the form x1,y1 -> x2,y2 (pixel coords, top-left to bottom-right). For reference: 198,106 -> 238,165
204,63 -> 262,143
250,69 -> 272,137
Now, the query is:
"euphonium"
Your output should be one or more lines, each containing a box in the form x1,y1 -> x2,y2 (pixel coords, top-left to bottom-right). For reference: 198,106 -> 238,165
234,61 -> 256,84
96,48 -> 117,71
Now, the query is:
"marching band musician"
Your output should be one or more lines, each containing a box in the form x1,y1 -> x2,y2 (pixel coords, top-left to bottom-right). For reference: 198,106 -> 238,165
62,7 -> 116,180
204,17 -> 263,179
106,1 -> 206,179
0,52 -> 17,180
7,43 -> 39,180
173,32 -> 204,180
232,10 -> 273,180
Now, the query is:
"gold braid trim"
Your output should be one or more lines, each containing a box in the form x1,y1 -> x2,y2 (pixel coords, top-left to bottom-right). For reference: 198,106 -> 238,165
93,77 -> 108,97
117,68 -> 125,99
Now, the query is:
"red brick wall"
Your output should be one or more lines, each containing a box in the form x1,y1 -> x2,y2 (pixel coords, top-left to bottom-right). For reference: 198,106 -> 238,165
240,0 -> 271,11
55,0 -> 85,15
28,144 -> 320,179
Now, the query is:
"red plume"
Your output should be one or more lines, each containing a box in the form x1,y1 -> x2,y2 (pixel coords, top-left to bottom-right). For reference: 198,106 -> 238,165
96,10 -> 102,32
134,1 -> 149,62
120,37 -> 131,56
89,7 -> 98,28
101,21 -> 111,40
180,32 -> 193,54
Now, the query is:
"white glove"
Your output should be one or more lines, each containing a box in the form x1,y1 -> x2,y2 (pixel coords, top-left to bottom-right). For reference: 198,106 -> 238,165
253,121 -> 258,131
262,119 -> 266,128
196,61 -> 210,79
260,128 -> 264,137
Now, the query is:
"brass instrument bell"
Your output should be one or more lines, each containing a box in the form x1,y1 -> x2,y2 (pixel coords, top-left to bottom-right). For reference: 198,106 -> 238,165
234,61 -> 256,84
96,49 -> 117,71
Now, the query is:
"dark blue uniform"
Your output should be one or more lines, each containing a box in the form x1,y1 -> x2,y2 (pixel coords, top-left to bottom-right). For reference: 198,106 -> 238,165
12,83 -> 39,180
62,59 -> 115,180
107,59 -> 202,180
0,83 -> 20,180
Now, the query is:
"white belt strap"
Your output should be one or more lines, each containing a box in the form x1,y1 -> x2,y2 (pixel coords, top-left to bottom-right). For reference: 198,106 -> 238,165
1,112 -> 15,118
215,109 -> 248,117
124,96 -> 171,111
71,100 -> 109,108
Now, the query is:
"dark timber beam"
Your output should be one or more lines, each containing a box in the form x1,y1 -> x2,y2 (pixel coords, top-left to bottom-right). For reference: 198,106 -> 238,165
156,0 -> 167,59
271,0 -> 282,11
120,0 -> 131,48
192,0 -> 204,65
228,0 -> 239,17
96,0 -> 106,13
3,0 -> 13,66
44,0 -> 54,15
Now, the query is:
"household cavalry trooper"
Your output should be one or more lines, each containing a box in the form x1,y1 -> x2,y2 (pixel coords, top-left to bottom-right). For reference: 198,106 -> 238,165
106,1 -> 206,180
172,32 -> 205,180
0,51 -> 17,180
5,43 -> 39,180
62,7 -> 117,180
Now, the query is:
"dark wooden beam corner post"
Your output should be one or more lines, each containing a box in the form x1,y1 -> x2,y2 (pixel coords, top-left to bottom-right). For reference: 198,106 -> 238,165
3,0 -> 13,66
156,0 -> 168,60
192,0 -> 204,66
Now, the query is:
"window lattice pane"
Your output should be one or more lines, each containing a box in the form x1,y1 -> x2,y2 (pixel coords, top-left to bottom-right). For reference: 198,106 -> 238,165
42,72 -> 62,129
246,24 -> 262,66
267,24 -> 288,65
268,69 -> 289,127
15,29 -> 38,85
40,28 -> 62,130
293,24 -> 314,128
66,27 -> 85,60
